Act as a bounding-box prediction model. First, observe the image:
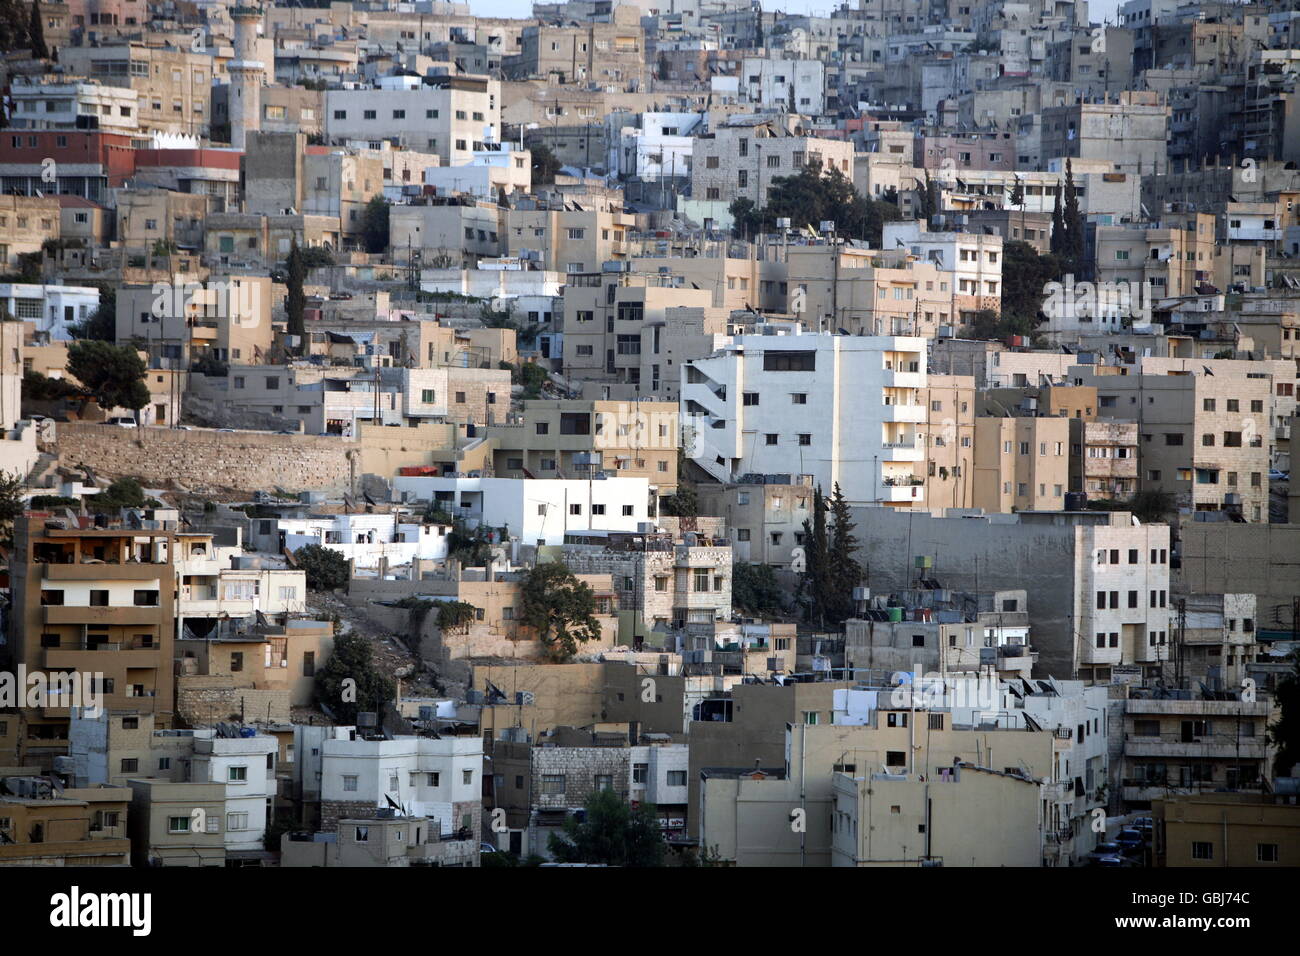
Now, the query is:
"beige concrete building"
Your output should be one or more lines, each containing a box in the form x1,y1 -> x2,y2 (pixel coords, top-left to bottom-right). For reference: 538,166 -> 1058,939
116,274 -> 275,367
0,789 -> 132,866
830,765 -> 1042,866
0,196 -> 61,270
1153,793 -> 1300,867
697,477 -> 815,570
973,415 -> 1070,513
689,116 -> 855,227
60,42 -> 214,137
504,206 -> 637,274
1069,418 -> 1139,499
1077,365 -> 1274,521
126,779 -> 227,866
485,399 -> 679,493
918,375 -> 976,509
561,272 -> 713,392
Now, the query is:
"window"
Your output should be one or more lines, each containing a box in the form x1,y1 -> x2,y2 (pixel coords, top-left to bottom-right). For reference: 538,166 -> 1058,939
227,812 -> 249,831
228,766 -> 247,782
1258,843 -> 1280,863
633,763 -> 648,784
1192,841 -> 1214,861
168,816 -> 191,834
541,774 -> 565,794
792,393 -> 807,404
133,589 -> 159,606
667,770 -> 687,787
594,774 -> 614,791
343,774 -> 358,792
743,391 -> 760,406
798,434 -> 811,446
120,758 -> 138,773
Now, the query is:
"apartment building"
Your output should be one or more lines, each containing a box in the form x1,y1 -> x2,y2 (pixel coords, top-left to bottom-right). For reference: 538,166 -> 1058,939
1077,365 -> 1273,521
562,272 -> 713,391
689,116 -> 855,227
115,275 -> 274,368
0,786 -> 132,866
682,332 -> 928,507
972,415 -> 1070,513
8,517 -> 181,755
503,206 -> 638,274
881,222 -> 1003,326
563,528 -> 733,637
507,18 -> 646,88
390,199 -> 504,267
846,508 -> 1172,680
1152,793 -> 1300,867
1092,213 -> 1216,298
1069,418 -> 1140,498
190,729 -> 279,860
917,375 -> 976,509
830,766 -> 1041,866
1175,593 -> 1261,689
259,513 -> 450,570
126,779 -> 227,866
1039,91 -> 1169,175
488,730 -> 688,859
845,589 -> 1035,680
484,399 -> 679,494
696,476 -> 814,569
0,196 -> 62,270
281,810 -> 479,866
1118,689 -> 1271,810
324,76 -> 501,166
7,78 -> 140,135
60,42 -> 214,138
390,475 -> 652,546
739,56 -> 826,114
298,726 -> 483,838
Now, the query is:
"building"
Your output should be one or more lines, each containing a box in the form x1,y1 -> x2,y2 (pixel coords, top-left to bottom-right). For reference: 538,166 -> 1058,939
126,779 -> 227,866
1070,418 -> 1140,499
682,331 -> 928,508
972,415 -> 1071,513
1152,792 -> 1300,867
1118,688 -> 1271,810
390,476 -> 653,546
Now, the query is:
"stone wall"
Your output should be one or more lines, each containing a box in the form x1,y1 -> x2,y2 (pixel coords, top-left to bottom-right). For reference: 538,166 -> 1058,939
320,800 -> 377,832
176,675 -> 291,726
53,422 -> 354,493
532,747 -> 630,811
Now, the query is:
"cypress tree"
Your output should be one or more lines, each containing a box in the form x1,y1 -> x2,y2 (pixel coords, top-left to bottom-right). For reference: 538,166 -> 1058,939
29,0 -> 48,59
286,237 -> 306,350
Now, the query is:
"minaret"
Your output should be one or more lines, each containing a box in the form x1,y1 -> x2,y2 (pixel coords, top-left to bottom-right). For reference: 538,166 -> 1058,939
228,6 -> 265,151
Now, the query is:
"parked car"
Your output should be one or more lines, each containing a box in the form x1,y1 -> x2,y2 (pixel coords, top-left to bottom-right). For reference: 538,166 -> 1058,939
1088,841 -> 1123,863
1130,816 -> 1154,834
104,417 -> 137,428
1092,854 -> 1133,867
479,842 -> 502,855
1115,828 -> 1146,856
1269,470 -> 1289,482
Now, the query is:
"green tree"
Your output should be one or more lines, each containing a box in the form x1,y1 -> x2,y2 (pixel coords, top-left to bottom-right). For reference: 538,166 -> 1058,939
1061,158 -> 1085,278
1128,488 -> 1175,523
29,0 -> 48,59
916,168 -> 936,224
1050,178 -> 1065,267
798,486 -> 829,627
547,788 -> 666,867
67,340 -> 148,413
826,483 -> 863,625
87,477 -> 151,513
314,630 -> 394,724
0,469 -> 24,546
1007,175 -> 1026,238
1269,653 -> 1300,778
659,448 -> 698,517
361,195 -> 390,255
1000,240 -> 1061,333
731,160 -> 901,246
285,237 -> 307,351
731,561 -> 785,616
518,561 -> 602,662
68,285 -> 116,340
294,543 -> 350,591
530,143 -> 562,184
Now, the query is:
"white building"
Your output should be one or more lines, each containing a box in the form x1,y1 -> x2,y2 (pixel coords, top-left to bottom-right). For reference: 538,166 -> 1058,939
881,221 -> 1003,321
739,56 -> 826,114
391,475 -> 651,546
190,729 -> 279,856
681,331 -> 928,507
8,79 -> 140,134
606,112 -> 703,181
268,513 -> 451,569
0,283 -> 102,341
324,78 -> 501,167
422,144 -> 531,200
306,728 -> 483,836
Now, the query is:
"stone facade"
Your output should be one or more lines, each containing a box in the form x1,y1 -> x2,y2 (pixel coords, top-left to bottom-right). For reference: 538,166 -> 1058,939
532,747 -> 630,811
53,422 -> 354,493
176,676 -> 291,728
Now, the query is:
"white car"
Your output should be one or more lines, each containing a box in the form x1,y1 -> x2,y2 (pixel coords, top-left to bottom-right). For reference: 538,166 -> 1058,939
104,417 -> 137,428
1269,470 -> 1289,482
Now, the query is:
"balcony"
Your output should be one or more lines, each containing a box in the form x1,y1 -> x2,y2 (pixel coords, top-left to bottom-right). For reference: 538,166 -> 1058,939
44,605 -> 164,627
44,644 -> 162,670
879,478 -> 924,502
880,402 -> 926,423
42,563 -> 166,581
881,369 -> 924,389
1123,732 -> 1267,760
880,439 -> 922,462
